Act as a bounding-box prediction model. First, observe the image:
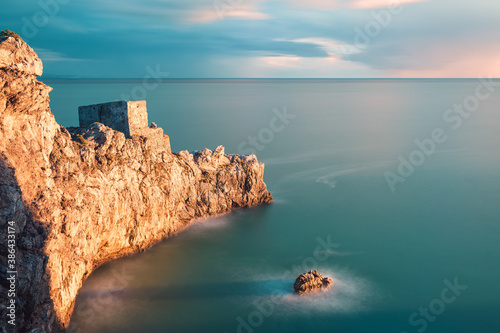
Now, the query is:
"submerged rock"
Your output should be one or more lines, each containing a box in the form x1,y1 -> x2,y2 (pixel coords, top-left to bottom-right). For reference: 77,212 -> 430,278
293,270 -> 333,294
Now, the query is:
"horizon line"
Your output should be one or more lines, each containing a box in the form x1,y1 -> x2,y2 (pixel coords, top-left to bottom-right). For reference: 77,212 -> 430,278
40,77 -> 500,81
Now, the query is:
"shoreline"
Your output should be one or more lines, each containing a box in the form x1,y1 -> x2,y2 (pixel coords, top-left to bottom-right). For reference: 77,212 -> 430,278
0,36 -> 272,332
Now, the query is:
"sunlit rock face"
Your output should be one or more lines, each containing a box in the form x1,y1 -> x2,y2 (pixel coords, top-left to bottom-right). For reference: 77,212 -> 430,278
0,36 -> 43,76
294,270 -> 333,294
0,36 -> 272,333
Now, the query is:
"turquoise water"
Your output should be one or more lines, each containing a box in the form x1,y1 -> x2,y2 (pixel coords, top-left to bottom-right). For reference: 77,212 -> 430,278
47,79 -> 500,333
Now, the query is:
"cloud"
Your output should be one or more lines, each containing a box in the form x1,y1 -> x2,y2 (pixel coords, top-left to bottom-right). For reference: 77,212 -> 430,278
248,52 -> 379,77
284,37 -> 346,56
285,0 -> 428,10
188,4 -> 271,23
386,44 -> 500,78
257,54 -> 304,68
85,0 -> 270,24
349,0 -> 428,9
3,0 -> 499,78
34,48 -> 86,63
347,1 -> 500,77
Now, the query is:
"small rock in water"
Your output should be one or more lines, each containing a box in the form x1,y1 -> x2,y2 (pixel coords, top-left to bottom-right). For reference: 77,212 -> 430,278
293,270 -> 333,294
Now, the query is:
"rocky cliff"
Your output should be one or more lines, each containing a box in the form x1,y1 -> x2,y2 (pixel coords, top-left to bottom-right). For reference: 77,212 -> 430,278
0,36 -> 272,333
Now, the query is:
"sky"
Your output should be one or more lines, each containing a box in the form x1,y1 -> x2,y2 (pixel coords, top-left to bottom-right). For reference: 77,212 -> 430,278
1,0 -> 500,78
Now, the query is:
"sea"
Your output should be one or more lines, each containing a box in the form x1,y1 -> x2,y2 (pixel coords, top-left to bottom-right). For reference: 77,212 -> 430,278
43,79 -> 500,333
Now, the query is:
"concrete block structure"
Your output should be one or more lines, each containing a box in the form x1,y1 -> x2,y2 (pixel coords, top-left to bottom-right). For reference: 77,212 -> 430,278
78,100 -> 148,138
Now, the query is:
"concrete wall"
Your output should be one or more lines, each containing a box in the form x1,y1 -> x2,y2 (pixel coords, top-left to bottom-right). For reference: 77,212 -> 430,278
78,100 -> 148,138
78,104 -> 101,127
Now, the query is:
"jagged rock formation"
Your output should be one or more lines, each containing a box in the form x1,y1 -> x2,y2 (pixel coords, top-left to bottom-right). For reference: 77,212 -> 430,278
293,270 -> 333,294
0,36 -> 272,333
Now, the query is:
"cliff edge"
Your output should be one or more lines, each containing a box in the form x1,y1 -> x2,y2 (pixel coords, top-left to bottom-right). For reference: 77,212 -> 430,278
0,36 -> 272,333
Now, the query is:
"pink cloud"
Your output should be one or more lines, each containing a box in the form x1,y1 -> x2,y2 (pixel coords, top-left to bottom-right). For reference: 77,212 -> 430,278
188,4 -> 270,23
384,37 -> 500,78
247,52 -> 382,78
350,0 -> 428,9
258,55 -> 304,68
389,54 -> 500,78
286,0 -> 427,10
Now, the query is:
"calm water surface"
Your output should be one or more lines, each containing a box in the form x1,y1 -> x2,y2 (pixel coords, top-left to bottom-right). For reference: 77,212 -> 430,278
45,79 -> 500,333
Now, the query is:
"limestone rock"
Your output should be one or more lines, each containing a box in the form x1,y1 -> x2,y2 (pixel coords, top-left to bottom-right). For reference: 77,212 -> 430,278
0,36 -> 43,76
293,270 -> 333,294
0,37 -> 272,333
